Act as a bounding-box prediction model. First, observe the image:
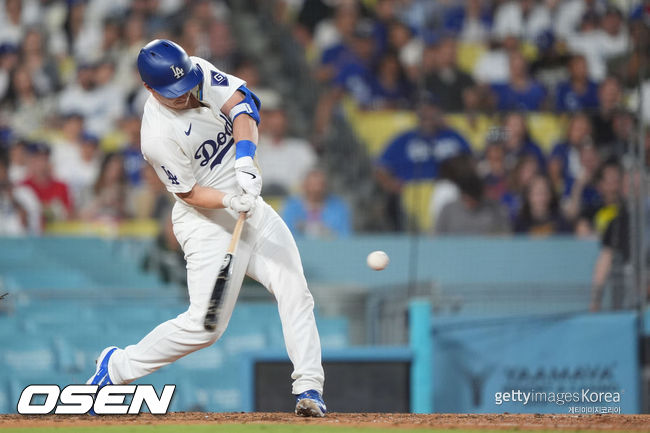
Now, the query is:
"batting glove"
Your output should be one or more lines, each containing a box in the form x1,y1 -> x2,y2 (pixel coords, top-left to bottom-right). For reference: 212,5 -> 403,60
234,156 -> 262,197
222,193 -> 256,216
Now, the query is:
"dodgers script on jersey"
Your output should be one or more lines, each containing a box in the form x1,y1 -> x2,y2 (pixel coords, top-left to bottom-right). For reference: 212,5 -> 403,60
140,56 -> 245,197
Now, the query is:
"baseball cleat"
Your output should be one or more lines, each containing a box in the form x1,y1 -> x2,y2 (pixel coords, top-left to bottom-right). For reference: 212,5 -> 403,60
295,389 -> 326,417
86,346 -> 118,386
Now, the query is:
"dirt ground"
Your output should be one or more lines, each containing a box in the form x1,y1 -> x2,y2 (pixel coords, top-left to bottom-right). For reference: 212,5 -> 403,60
1,413 -> 649,431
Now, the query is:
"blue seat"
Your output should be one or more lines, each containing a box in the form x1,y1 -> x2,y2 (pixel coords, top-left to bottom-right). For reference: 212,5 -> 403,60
220,329 -> 267,356
4,269 -> 95,291
317,317 -> 349,349
230,303 -> 281,330
0,379 -> 10,414
0,315 -> 24,337
263,321 -> 286,348
0,339 -> 57,373
0,237 -> 168,293
7,371 -> 83,414
169,357 -> 244,411
54,334 -> 106,374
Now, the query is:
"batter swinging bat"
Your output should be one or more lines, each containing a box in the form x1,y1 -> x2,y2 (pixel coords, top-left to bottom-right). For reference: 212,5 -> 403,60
204,212 -> 246,331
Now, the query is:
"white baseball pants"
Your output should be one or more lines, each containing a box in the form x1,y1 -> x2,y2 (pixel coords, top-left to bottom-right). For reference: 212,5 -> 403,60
107,197 -> 324,395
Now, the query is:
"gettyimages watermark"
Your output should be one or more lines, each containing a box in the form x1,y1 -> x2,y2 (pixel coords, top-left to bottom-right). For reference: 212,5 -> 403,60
17,384 -> 176,415
494,389 -> 622,413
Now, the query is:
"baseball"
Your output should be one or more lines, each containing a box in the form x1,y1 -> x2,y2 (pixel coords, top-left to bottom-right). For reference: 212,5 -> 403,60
367,250 -> 389,271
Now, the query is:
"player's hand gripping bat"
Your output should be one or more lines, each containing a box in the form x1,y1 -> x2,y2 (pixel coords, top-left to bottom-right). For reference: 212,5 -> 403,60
204,212 -> 246,331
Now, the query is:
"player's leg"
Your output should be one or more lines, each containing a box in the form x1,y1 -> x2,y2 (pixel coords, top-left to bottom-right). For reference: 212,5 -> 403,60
246,201 -> 325,400
96,208 -> 251,384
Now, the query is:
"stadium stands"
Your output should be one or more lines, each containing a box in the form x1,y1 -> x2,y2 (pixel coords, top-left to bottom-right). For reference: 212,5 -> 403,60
0,236 -> 351,412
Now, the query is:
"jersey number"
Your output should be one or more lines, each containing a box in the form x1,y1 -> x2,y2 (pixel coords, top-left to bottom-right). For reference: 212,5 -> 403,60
161,166 -> 180,185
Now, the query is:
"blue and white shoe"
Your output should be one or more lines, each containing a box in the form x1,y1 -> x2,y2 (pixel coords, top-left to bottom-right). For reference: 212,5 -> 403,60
295,389 -> 326,417
86,346 -> 118,386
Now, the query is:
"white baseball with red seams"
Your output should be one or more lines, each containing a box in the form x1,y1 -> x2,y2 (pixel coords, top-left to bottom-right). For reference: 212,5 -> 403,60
367,250 -> 390,270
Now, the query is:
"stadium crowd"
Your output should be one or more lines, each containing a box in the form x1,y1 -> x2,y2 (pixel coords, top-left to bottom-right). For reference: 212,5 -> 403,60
0,0 -> 648,245
287,0 -> 649,239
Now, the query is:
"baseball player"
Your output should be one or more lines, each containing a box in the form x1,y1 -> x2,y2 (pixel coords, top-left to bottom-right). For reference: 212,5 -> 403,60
86,39 -> 326,417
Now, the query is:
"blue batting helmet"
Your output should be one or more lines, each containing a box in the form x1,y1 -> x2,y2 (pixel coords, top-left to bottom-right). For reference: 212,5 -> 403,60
137,39 -> 203,98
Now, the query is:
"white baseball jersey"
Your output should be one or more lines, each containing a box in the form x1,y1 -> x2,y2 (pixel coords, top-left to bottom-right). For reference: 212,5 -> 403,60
141,56 -> 246,198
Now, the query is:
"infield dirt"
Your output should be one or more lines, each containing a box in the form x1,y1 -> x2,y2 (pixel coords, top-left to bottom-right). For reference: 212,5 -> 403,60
1,413 -> 649,431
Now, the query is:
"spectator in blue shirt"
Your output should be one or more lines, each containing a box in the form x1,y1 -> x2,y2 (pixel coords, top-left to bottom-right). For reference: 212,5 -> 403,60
502,153 -> 541,222
548,112 -> 593,196
331,20 -> 377,107
315,2 -> 360,83
375,96 -> 472,187
374,96 -> 471,231
368,51 -> 412,109
313,20 -> 377,139
555,55 -> 600,112
282,168 -> 352,239
491,51 -> 547,111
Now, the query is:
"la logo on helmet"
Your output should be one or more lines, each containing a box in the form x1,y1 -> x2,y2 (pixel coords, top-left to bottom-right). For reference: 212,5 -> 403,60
170,65 -> 184,79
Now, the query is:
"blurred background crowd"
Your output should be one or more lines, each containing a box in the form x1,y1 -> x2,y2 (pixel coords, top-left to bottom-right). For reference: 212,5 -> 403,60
0,0 -> 648,244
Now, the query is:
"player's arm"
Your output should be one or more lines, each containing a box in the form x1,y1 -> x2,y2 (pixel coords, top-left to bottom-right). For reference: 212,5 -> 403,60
220,87 -> 263,197
373,166 -> 403,194
174,183 -> 254,214
195,60 -> 262,196
221,91 -> 259,146
176,187 -> 227,209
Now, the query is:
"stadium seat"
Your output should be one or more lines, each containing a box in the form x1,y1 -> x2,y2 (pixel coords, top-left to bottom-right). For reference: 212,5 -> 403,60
3,269 -> 95,292
264,322 -> 286,348
54,335 -> 101,374
0,315 -> 24,337
527,113 -> 568,152
230,303 -> 281,327
175,345 -> 226,371
401,182 -> 436,232
0,238 -> 166,292
445,114 -> 496,152
1,339 -> 57,373
317,317 -> 349,349
0,380 -> 9,414
7,372 -> 83,414
18,299 -> 89,319
45,220 -> 160,238
343,99 -> 417,158
14,300 -> 95,336
0,240 -> 37,268
221,331 -> 267,356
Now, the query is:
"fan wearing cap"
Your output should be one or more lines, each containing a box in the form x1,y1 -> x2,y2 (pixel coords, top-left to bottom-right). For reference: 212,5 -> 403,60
84,39 -> 327,417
